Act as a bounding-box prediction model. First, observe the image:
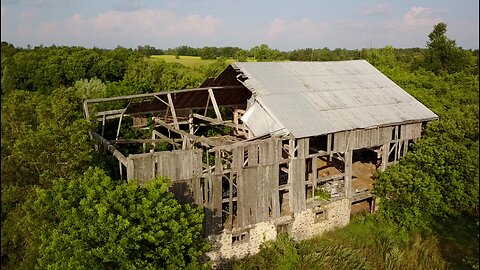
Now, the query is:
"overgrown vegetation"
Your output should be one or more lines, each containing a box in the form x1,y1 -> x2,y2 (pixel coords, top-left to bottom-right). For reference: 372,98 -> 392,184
1,22 -> 478,269
229,214 -> 448,270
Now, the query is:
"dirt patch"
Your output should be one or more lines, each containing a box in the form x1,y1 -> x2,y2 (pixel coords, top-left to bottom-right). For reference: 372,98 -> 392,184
352,161 -> 376,193
351,200 -> 371,215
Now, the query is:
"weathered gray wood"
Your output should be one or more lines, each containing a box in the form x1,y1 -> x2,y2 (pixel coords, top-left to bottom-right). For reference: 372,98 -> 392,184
248,144 -> 258,166
108,138 -> 182,144
116,110 -> 125,141
312,157 -> 318,198
84,85 -> 241,104
381,143 -> 389,171
208,88 -> 223,122
269,164 -> 281,219
327,134 -> 332,154
154,117 -> 222,147
212,150 -> 223,231
167,93 -> 180,130
241,166 -> 257,225
258,166 -> 267,221
297,138 -> 309,158
91,132 -> 127,165
83,100 -> 91,119
289,158 -> 306,213
344,150 -> 353,199
126,157 -> 134,181
228,172 -> 233,227
237,166 -> 246,227
101,114 -> 106,137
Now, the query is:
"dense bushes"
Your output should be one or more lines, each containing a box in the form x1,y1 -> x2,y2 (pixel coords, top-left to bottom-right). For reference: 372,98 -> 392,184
30,168 -> 208,269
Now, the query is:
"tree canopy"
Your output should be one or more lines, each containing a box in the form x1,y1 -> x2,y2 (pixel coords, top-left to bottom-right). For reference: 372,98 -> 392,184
30,168 -> 208,269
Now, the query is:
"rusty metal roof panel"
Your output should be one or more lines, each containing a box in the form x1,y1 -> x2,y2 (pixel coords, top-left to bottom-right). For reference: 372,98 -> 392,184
234,60 -> 438,138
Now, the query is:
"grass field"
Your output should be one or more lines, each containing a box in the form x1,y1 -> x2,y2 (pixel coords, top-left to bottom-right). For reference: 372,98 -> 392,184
229,213 -> 479,269
149,55 -> 236,67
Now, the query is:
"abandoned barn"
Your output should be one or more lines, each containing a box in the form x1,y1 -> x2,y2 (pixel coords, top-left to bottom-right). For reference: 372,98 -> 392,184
84,60 -> 438,260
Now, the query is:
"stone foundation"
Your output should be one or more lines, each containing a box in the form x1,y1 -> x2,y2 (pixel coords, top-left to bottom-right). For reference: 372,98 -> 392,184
207,198 -> 351,263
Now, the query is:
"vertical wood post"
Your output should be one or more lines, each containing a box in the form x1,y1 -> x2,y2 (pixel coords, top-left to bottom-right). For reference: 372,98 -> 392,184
101,114 -> 106,137
126,156 -> 134,181
344,150 -> 353,199
327,133 -> 333,163
381,143 -> 389,171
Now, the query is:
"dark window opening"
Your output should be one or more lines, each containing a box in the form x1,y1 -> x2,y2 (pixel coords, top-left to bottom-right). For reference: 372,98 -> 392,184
232,231 -> 249,244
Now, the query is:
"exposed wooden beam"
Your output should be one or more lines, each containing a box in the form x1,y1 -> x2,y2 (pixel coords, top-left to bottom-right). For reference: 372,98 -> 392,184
83,100 -> 90,119
101,114 -> 106,137
107,138 -> 182,144
84,85 -> 241,104
208,88 -> 223,122
167,93 -> 180,129
154,95 -> 170,107
116,110 -> 125,141
192,114 -> 239,130
153,130 -> 182,148
91,131 -> 127,165
96,108 -> 127,117
153,117 -> 222,147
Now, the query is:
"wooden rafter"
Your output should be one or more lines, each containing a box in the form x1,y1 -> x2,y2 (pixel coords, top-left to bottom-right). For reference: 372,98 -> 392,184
153,117 -> 222,147
91,131 -> 127,165
208,88 -> 223,122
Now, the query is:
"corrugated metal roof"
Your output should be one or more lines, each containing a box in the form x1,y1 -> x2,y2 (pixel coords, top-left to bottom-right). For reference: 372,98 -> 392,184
234,60 -> 438,138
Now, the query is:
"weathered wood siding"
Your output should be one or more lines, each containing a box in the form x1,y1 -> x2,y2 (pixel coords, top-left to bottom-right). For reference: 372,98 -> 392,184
124,122 -> 423,233
333,123 -> 422,152
126,149 -> 203,204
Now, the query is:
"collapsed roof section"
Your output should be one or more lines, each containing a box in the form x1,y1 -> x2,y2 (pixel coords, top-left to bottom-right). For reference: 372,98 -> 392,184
203,60 -> 438,139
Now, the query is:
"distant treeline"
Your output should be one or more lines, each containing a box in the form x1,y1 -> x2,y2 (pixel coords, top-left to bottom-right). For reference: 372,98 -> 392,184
2,41 -> 477,96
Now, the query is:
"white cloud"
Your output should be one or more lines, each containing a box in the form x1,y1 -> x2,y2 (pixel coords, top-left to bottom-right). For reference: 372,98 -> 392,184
402,6 -> 441,28
360,3 -> 390,16
34,9 -> 222,46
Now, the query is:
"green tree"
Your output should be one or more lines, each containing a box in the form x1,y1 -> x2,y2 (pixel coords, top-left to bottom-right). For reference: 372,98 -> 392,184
29,168 -> 209,269
250,44 -> 285,61
424,22 -> 467,74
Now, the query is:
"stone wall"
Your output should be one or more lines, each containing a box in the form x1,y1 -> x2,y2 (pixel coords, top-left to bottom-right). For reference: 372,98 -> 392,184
207,198 -> 351,263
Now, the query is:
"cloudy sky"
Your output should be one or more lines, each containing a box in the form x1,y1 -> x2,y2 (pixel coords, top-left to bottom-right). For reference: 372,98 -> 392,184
1,0 -> 478,50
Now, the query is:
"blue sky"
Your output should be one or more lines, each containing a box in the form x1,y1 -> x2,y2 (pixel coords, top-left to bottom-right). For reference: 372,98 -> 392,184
1,0 -> 478,50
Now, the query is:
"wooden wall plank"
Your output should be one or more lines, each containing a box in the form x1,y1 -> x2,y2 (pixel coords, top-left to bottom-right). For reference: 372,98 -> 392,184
344,150 -> 353,199
237,170 -> 246,227
248,144 -> 258,166
193,150 -> 203,205
243,166 -> 258,225
289,158 -> 306,213
269,164 -> 280,219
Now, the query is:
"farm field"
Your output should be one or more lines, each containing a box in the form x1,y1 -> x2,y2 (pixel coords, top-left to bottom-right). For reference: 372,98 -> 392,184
150,54 -> 236,67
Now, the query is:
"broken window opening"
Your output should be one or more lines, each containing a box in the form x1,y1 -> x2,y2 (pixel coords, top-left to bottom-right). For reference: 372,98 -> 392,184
314,209 -> 327,223
232,231 -> 249,244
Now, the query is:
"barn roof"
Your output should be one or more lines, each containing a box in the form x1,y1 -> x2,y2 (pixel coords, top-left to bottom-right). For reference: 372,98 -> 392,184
224,60 -> 438,138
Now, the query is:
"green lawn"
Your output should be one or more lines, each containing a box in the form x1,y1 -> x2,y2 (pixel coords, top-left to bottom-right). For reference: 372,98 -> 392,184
149,55 -> 236,67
